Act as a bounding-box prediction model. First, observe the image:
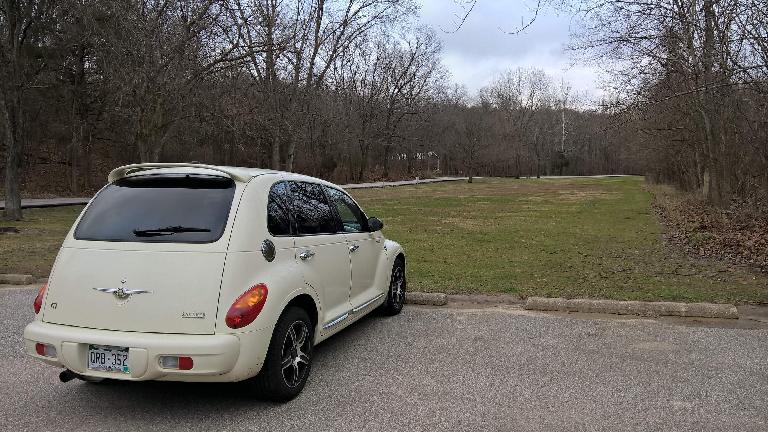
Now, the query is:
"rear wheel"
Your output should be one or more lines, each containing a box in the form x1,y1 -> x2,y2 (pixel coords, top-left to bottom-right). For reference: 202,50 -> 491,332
251,307 -> 313,402
381,258 -> 406,316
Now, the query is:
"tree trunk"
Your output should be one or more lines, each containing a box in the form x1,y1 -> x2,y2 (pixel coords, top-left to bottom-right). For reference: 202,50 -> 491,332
700,0 -> 729,207
83,131 -> 93,190
382,144 -> 391,179
270,136 -> 281,170
467,145 -> 474,183
286,134 -> 296,172
70,122 -> 81,194
3,97 -> 23,220
358,140 -> 369,181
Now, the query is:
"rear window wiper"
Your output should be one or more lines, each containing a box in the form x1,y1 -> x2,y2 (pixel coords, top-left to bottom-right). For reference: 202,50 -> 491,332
132,226 -> 212,237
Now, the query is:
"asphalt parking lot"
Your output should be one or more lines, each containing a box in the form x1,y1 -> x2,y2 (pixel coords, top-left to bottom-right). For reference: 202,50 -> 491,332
3,286 -> 768,432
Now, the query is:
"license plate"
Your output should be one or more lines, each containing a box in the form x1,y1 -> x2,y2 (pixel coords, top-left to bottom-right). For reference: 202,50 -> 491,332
88,345 -> 129,374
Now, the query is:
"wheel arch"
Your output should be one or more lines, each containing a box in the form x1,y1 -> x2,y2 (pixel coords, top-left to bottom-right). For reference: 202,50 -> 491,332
384,239 -> 406,269
284,293 -> 319,332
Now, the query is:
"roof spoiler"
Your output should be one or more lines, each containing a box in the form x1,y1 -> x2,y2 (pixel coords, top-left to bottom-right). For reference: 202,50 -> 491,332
108,163 -> 252,183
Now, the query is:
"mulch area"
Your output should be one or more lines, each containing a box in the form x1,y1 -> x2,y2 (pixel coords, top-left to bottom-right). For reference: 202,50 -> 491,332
651,186 -> 768,272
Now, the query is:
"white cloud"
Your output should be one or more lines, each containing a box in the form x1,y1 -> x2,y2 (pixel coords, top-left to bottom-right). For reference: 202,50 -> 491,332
417,0 -> 603,100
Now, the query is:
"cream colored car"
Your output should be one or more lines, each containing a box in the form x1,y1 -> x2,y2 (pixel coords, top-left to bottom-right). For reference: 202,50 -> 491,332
23,163 -> 406,401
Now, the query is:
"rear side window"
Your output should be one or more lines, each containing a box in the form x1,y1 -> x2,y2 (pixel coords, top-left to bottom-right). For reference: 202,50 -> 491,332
74,174 -> 236,243
288,181 -> 341,235
267,181 -> 293,236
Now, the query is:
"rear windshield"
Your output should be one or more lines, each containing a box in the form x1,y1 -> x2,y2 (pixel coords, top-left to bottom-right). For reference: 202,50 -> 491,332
74,174 -> 236,243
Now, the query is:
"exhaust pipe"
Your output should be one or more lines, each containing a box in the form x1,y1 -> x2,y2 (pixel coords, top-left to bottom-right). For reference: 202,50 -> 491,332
59,370 -> 103,383
59,369 -> 80,383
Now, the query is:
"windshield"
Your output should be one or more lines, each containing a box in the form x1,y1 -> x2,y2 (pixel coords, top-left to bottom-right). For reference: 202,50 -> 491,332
74,174 -> 236,243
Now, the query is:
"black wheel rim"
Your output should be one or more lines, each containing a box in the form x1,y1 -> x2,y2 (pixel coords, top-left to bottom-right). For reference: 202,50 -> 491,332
390,265 -> 405,308
281,321 -> 311,388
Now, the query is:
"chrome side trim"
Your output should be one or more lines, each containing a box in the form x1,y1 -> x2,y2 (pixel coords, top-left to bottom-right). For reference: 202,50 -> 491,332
322,312 -> 349,330
352,293 -> 385,313
322,293 -> 386,330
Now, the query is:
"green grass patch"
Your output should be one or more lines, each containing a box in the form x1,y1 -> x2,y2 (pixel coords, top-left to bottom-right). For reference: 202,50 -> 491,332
1,206 -> 84,277
2,177 -> 766,303
351,177 -> 768,304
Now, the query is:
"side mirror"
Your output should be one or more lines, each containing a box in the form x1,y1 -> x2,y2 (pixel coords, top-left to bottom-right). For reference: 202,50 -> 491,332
367,217 -> 384,232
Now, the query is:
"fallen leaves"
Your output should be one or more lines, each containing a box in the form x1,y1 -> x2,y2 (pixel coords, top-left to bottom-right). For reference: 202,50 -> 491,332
651,186 -> 768,272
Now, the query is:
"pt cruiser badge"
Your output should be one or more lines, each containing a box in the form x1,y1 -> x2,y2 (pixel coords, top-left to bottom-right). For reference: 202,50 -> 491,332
93,279 -> 151,300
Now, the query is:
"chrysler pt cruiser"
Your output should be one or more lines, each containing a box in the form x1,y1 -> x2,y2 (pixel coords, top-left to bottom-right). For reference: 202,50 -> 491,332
23,163 -> 406,401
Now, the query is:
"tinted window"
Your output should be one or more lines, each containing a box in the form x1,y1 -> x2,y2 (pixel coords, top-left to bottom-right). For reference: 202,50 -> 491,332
267,181 -> 293,236
288,182 -> 341,235
74,174 -> 235,243
325,187 -> 368,233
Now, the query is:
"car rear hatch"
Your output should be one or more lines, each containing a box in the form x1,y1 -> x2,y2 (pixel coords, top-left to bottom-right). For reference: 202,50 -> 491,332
41,172 -> 240,335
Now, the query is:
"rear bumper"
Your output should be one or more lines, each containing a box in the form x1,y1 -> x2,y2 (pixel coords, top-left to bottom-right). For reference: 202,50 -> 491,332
23,321 -> 271,382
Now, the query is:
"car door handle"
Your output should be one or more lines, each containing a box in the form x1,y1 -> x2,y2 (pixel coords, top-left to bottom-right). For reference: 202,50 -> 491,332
298,250 -> 315,261
349,244 -> 360,253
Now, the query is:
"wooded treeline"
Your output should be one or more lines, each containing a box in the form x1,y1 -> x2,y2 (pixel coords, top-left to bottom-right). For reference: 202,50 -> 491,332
0,0 -> 636,220
571,0 -> 768,216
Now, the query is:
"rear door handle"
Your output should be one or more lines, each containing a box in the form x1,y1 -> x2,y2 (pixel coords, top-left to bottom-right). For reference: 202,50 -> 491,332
299,250 -> 315,261
349,244 -> 360,253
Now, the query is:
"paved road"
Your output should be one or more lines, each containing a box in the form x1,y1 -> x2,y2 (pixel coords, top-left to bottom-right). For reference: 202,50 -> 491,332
340,177 -> 467,189
0,197 -> 91,210
0,177 -> 468,210
3,286 -> 767,432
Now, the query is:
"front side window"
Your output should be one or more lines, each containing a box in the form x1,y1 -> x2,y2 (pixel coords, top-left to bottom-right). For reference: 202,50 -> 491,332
74,174 -> 236,243
325,187 -> 368,233
288,181 -> 341,235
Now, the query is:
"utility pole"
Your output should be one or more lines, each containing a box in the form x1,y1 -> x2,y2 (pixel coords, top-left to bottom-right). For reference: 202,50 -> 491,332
561,106 -> 566,153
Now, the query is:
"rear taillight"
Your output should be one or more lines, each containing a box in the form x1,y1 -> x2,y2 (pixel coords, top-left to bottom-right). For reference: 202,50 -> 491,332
33,283 -> 47,314
225,283 -> 268,329
35,342 -> 57,358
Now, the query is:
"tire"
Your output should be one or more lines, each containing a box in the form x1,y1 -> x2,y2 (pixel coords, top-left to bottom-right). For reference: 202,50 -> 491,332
381,258 -> 406,316
250,306 -> 313,402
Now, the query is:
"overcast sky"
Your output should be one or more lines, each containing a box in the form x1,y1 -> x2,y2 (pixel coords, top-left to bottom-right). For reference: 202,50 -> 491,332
416,0 -> 603,100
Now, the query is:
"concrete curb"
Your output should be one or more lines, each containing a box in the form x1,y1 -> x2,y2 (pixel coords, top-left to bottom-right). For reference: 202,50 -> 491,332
524,297 -> 739,319
405,292 -> 448,306
0,274 -> 36,285
446,294 -> 523,305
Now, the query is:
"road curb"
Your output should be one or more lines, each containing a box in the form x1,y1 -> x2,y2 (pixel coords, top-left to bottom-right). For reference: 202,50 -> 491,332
406,292 -> 448,306
524,297 -> 739,319
0,274 -> 36,285
446,294 -> 523,305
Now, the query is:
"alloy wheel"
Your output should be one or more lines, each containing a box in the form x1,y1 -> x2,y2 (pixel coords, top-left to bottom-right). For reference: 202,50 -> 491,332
391,265 -> 405,307
280,321 -> 311,388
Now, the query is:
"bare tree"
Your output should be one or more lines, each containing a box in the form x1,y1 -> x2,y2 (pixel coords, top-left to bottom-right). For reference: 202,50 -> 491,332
0,0 -> 57,220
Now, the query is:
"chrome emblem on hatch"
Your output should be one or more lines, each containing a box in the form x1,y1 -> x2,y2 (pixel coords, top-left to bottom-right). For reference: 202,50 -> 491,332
93,279 -> 151,300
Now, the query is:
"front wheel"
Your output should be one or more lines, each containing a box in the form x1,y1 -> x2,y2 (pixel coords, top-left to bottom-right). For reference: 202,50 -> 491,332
381,258 -> 406,316
250,307 -> 313,402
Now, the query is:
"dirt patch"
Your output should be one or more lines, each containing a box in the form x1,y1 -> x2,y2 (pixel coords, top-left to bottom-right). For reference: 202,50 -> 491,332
522,191 -> 620,202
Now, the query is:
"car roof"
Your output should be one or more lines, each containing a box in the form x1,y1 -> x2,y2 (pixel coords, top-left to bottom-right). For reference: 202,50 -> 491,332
108,163 -> 339,188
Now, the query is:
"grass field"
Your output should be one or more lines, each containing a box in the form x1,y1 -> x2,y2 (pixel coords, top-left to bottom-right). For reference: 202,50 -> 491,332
0,206 -> 83,278
351,176 -> 768,304
2,177 -> 766,303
